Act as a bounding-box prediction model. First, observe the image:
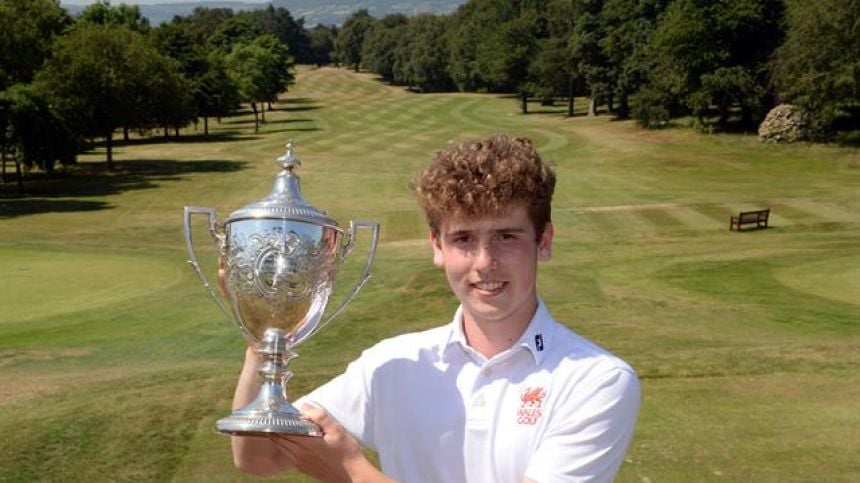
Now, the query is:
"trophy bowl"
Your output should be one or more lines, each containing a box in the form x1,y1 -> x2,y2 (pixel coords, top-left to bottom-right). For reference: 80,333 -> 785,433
184,143 -> 379,437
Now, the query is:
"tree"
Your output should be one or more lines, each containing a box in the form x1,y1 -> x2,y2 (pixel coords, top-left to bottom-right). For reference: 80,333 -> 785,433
226,35 -> 295,132
243,5 -> 313,65
392,15 -> 454,92
527,36 -> 581,115
362,14 -> 409,83
527,0 -> 580,116
599,0 -> 669,118
0,84 -> 76,189
641,0 -> 784,129
308,24 -> 337,67
152,20 -> 207,75
476,10 -> 542,112
772,0 -> 860,136
36,24 -> 190,167
447,0 -> 521,92
78,0 -> 150,33
570,0 -> 610,116
0,0 -> 71,89
144,59 -> 197,138
336,9 -> 374,71
184,6 -> 234,41
197,52 -> 240,135
152,19 -> 239,136
253,35 -> 296,109
208,15 -> 263,53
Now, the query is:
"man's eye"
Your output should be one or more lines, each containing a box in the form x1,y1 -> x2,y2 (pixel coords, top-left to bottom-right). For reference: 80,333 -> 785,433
453,236 -> 471,244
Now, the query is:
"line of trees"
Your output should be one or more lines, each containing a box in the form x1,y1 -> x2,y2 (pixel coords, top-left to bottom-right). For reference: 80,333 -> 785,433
2,0 -> 857,190
0,0 -> 329,187
337,0 -> 858,136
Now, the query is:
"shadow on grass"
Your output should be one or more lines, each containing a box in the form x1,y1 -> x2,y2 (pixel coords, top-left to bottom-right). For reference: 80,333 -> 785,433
109,132 -> 261,148
0,199 -> 111,218
280,105 -> 321,113
264,118 -> 314,124
281,97 -> 318,105
263,127 -> 321,135
0,159 -> 246,218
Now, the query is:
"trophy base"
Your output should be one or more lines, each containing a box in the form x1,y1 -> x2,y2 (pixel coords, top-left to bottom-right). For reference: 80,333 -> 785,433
216,410 -> 322,437
216,328 -> 323,437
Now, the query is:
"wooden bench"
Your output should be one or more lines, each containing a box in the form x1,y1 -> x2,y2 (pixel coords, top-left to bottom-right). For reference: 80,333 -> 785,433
730,209 -> 770,231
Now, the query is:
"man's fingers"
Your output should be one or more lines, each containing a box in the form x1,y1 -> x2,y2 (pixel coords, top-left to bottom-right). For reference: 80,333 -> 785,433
301,404 -> 334,429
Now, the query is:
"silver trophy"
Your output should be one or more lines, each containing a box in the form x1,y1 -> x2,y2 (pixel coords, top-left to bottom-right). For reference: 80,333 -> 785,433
184,142 -> 379,437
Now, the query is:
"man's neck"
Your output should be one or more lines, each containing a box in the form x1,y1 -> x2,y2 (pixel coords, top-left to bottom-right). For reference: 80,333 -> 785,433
462,301 -> 538,359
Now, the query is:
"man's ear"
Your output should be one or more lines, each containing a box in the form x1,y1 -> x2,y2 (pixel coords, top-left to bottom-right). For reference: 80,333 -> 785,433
538,223 -> 553,261
430,231 -> 444,267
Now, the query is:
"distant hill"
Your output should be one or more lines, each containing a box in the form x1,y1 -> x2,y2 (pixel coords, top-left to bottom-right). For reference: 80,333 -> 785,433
61,0 -> 466,27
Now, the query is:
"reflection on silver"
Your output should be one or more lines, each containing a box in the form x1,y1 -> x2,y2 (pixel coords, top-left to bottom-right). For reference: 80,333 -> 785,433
184,142 -> 379,436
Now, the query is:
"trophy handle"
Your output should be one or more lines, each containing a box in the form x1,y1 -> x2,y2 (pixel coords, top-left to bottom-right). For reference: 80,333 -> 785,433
183,206 -> 235,325
307,220 -> 380,341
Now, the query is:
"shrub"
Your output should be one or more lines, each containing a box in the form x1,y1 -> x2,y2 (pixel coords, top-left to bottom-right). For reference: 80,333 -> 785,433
757,104 -> 811,143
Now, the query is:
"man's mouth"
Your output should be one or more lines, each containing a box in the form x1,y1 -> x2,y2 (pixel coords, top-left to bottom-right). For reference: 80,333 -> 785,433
472,281 -> 507,293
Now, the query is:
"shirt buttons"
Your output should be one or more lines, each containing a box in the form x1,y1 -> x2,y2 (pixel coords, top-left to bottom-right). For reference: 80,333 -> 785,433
483,368 -> 492,377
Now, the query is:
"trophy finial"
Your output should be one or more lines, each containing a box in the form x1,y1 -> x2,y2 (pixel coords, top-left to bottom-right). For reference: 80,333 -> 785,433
276,141 -> 301,171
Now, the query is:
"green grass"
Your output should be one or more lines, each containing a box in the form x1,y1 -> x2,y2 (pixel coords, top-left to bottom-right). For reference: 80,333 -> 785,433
1,66 -> 858,482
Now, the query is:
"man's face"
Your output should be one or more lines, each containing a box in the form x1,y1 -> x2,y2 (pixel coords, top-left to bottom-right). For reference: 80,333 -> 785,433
431,204 -> 553,329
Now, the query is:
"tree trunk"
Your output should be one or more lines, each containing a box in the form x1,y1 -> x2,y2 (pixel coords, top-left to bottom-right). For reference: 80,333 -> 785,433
741,105 -> 752,128
618,91 -> 630,119
608,95 -> 614,114
520,92 -> 528,115
567,75 -> 575,117
1,146 -> 6,183
587,97 -> 597,117
15,159 -> 23,192
106,132 -> 114,170
718,103 -> 730,128
204,116 -> 209,136
175,126 -> 180,138
123,126 -> 130,141
261,102 -> 266,123
164,126 -> 169,138
252,102 -> 259,133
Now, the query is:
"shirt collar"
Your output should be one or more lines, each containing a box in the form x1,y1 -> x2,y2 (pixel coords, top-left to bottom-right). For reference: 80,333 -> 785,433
439,298 -> 556,366
516,299 -> 555,365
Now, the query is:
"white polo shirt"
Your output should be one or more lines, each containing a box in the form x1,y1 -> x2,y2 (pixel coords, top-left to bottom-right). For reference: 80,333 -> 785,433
302,300 -> 640,482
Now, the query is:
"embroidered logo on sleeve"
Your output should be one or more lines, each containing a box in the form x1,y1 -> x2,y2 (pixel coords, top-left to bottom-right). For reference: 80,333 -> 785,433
517,387 -> 546,425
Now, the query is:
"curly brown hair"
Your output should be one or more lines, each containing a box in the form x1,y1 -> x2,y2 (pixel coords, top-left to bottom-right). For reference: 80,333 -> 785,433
413,134 -> 556,237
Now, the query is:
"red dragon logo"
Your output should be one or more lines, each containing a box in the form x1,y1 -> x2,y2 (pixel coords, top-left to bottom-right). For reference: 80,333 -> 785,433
520,387 -> 546,407
517,387 -> 547,425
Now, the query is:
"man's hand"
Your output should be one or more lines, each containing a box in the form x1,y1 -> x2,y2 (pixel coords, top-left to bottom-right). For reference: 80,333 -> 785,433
270,405 -> 394,483
217,257 -> 229,299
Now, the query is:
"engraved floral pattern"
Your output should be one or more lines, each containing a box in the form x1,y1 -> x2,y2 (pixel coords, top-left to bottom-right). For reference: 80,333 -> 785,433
224,222 -> 338,340
227,226 -> 327,302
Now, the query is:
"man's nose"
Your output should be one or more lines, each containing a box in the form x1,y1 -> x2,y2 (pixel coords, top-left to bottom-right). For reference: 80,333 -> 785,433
474,242 -> 497,270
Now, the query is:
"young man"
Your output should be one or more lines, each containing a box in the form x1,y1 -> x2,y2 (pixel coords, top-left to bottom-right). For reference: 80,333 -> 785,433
230,135 -> 640,482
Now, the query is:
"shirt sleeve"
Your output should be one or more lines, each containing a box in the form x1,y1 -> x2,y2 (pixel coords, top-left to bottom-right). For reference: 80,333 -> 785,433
296,350 -> 377,449
524,367 -> 641,483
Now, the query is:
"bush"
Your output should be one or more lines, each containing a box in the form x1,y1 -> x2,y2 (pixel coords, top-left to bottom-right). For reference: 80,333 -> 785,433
634,87 -> 672,129
635,104 -> 670,128
757,104 -> 811,143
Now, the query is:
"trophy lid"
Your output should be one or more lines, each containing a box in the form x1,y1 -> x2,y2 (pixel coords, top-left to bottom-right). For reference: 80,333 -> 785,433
226,142 -> 340,228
